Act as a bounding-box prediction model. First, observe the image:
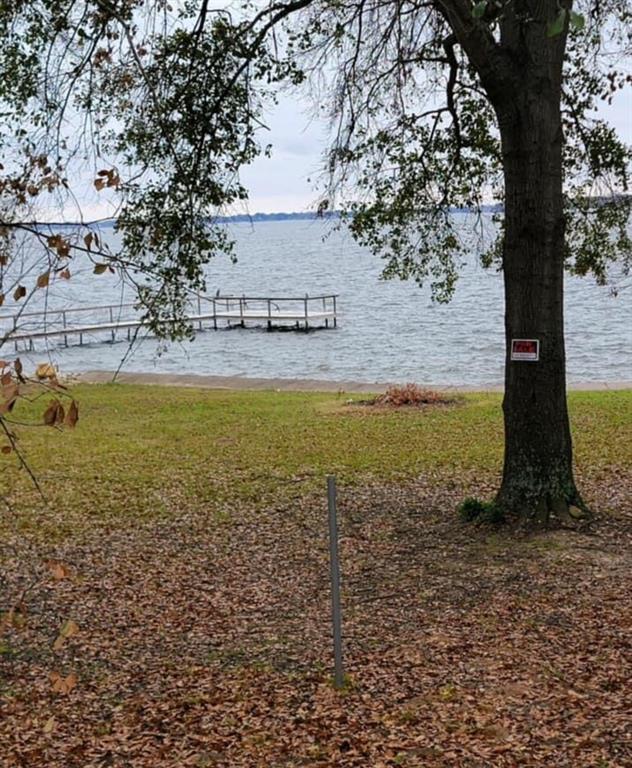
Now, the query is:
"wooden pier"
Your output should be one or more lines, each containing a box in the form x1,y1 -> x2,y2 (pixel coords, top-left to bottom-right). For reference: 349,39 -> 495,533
0,294 -> 338,351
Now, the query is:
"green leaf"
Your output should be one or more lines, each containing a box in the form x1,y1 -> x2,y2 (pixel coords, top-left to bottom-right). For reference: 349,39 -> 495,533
569,11 -> 585,31
93,263 -> 108,274
472,1 -> 488,18
547,8 -> 567,37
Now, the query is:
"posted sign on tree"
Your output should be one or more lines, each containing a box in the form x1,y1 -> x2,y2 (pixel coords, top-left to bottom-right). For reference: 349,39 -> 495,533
511,339 -> 540,362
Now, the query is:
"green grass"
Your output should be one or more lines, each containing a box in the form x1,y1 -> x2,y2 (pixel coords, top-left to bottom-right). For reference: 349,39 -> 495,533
2,384 -> 631,541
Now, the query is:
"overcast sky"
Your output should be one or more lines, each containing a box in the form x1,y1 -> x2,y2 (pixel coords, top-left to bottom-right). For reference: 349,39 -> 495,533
67,81 -> 630,221
241,88 -> 632,213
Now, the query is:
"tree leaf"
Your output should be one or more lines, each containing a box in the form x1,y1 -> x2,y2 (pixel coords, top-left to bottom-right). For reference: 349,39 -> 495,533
37,272 -> 50,288
13,285 -> 26,301
569,11 -> 585,30
36,363 -> 56,380
472,1 -> 487,19
547,8 -> 567,37
65,400 -> 79,428
93,263 -> 108,274
43,400 -> 61,426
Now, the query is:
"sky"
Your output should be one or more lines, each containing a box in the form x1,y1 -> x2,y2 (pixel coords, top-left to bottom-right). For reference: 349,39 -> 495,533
239,88 -> 632,214
62,70 -> 631,221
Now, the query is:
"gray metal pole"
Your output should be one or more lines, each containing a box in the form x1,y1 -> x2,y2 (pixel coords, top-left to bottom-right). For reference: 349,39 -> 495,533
327,475 -> 344,688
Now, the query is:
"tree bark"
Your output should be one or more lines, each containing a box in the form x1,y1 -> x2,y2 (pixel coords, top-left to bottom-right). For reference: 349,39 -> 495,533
495,35 -> 586,523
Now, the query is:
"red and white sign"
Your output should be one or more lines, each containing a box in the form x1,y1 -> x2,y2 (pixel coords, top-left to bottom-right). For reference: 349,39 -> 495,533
511,339 -> 540,361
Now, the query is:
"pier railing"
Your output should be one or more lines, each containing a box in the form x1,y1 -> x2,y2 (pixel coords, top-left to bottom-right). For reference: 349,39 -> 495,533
0,293 -> 339,350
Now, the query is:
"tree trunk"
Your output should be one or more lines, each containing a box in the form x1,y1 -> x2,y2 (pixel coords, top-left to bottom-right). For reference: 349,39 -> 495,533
496,71 -> 586,523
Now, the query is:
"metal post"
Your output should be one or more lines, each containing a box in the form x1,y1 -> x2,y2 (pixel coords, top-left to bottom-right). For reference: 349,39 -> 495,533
240,295 -> 245,328
304,293 -> 309,332
212,298 -> 217,330
109,306 -> 115,342
62,311 -> 68,347
267,298 -> 272,331
327,475 -> 344,689
333,295 -> 337,328
197,292 -> 202,331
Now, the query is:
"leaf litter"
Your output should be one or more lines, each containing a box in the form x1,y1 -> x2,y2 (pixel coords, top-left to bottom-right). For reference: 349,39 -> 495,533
1,466 -> 631,767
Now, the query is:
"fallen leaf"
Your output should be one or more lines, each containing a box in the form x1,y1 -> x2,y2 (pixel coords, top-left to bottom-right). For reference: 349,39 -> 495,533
50,671 -> 77,695
46,560 -> 72,580
43,716 -> 56,734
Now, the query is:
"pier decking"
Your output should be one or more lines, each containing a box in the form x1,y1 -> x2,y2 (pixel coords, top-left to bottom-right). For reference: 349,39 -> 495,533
1,294 -> 338,351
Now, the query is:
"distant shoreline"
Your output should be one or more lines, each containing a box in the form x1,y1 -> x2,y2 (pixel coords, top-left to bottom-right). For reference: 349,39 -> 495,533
76,370 -> 632,393
37,206 -> 504,229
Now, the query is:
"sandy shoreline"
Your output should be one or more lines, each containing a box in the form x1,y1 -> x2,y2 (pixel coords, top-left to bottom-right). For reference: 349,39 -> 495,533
77,370 -> 632,393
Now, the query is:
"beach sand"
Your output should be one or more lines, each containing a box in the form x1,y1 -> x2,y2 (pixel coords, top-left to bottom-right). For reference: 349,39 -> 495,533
77,370 -> 632,393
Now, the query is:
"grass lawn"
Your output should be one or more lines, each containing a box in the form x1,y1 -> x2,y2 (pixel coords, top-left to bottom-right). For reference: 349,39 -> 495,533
1,384 -> 631,767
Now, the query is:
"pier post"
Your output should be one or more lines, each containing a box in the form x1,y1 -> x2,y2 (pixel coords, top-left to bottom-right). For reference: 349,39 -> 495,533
267,299 -> 272,331
109,307 -> 115,342
304,293 -> 309,332
333,295 -> 337,328
212,298 -> 217,330
197,292 -> 203,331
240,295 -> 245,328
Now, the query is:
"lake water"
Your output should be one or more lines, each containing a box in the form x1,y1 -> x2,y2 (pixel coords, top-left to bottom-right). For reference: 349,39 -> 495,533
5,218 -> 632,387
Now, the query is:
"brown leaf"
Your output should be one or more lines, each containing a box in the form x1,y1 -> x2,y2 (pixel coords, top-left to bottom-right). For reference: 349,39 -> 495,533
37,272 -> 50,289
60,619 -> 79,638
36,363 -> 56,380
84,233 -> 93,250
50,671 -> 77,695
52,620 -> 79,652
52,634 -> 66,652
94,178 -> 106,191
43,716 -> 56,735
0,293 -> 4,306
13,285 -> 26,301
43,400 -> 61,426
65,400 -> 79,428
59,268 -> 71,280
93,263 -> 108,275
46,560 -> 72,581
2,381 -> 18,397
1,445 -> 12,454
